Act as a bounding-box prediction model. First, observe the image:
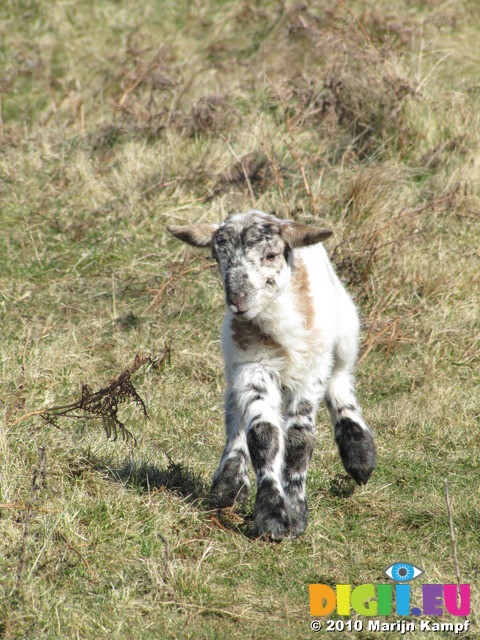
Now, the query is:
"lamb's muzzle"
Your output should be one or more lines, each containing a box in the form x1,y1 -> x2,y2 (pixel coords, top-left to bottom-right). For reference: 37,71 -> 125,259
167,210 -> 376,539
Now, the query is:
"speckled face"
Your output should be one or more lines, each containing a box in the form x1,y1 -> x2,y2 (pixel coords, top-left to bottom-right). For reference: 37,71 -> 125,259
212,213 -> 290,320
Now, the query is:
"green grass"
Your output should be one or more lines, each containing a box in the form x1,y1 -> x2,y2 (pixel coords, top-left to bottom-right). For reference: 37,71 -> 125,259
1,1 -> 479,638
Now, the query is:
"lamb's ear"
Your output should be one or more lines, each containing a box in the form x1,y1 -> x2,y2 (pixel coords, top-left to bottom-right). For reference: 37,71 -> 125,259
166,223 -> 219,247
281,222 -> 332,249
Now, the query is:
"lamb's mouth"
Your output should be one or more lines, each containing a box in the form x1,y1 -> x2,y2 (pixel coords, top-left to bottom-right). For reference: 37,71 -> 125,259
229,305 -> 247,316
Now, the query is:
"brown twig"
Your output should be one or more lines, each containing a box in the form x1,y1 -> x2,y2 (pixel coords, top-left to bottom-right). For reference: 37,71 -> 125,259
337,0 -> 373,43
210,515 -> 232,533
444,480 -> 461,598
7,407 -> 54,428
384,318 -> 399,360
15,508 -> 31,594
361,245 -> 378,285
117,53 -> 162,108
0,503 -> 57,514
261,127 -> 291,218
363,289 -> 394,346
146,278 -> 174,313
157,532 -> 171,573
57,532 -> 98,584
281,126 -> 316,215
220,136 -> 256,207
0,94 -> 3,143
13,448 -> 47,595
357,318 -> 399,365
145,263 -> 216,312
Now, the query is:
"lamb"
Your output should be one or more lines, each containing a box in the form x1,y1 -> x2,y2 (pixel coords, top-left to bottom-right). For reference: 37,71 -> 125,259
167,210 -> 376,539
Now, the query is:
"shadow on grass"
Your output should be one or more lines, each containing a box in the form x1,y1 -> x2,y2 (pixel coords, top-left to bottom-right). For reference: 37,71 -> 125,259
88,452 -> 255,538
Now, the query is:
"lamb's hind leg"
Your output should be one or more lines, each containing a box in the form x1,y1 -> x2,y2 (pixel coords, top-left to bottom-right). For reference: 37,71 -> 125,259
210,389 -> 250,507
326,354 -> 376,485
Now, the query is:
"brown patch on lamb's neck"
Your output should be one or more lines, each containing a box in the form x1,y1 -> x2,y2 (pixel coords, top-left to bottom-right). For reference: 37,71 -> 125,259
291,257 -> 314,329
230,317 -> 284,353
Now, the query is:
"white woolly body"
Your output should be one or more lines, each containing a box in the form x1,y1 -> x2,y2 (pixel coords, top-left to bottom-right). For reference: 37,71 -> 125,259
222,242 -> 360,395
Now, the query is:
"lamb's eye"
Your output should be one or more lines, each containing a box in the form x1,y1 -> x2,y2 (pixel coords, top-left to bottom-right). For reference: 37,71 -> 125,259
265,252 -> 277,261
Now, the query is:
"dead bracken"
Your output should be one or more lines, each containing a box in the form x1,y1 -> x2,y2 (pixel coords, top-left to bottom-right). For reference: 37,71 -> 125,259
11,348 -> 170,445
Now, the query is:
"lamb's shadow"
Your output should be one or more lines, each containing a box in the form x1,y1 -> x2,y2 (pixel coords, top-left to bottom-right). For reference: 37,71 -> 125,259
89,453 -> 255,537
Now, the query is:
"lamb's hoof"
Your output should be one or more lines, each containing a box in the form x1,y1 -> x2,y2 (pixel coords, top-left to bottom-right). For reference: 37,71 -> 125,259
210,479 -> 249,508
254,519 -> 290,541
253,479 -> 291,541
287,498 -> 309,538
336,418 -> 377,486
210,459 -> 250,508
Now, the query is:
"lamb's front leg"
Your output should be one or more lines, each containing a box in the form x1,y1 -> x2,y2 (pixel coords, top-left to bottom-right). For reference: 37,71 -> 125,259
236,366 -> 290,540
210,389 -> 250,507
283,386 -> 320,537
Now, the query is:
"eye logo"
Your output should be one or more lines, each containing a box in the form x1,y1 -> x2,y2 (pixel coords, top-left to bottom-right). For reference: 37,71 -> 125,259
384,562 -> 424,582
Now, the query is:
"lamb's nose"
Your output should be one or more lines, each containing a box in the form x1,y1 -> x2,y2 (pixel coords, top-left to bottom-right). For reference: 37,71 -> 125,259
228,292 -> 247,313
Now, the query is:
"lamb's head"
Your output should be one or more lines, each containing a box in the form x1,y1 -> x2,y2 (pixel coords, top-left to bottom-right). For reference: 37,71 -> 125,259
167,211 -> 332,321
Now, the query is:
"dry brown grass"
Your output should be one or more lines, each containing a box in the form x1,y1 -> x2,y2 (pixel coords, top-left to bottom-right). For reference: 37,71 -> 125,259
1,1 -> 479,638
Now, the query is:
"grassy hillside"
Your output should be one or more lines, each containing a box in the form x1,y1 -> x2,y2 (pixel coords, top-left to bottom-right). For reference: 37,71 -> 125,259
1,1 -> 479,638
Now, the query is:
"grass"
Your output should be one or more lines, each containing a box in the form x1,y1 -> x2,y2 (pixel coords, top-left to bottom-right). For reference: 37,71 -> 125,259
1,0 -> 479,638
